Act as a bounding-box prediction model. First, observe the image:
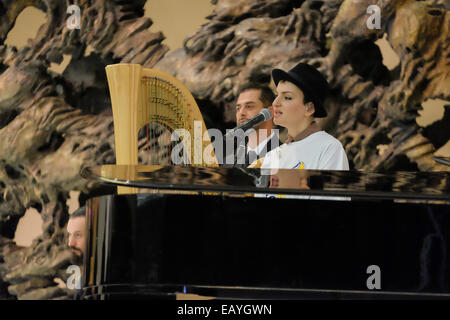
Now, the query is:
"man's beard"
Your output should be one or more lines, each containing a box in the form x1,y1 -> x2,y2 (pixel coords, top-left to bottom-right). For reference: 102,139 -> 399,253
69,247 -> 84,265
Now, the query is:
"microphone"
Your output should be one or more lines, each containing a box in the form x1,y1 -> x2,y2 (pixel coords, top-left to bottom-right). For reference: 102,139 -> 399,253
225,109 -> 272,138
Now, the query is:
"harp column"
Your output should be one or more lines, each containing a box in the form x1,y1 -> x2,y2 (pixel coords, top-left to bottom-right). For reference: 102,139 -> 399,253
106,63 -> 142,166
106,64 -> 143,194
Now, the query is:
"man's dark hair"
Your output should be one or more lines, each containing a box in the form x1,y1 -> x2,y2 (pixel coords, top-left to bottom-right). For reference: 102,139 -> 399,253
70,206 -> 86,219
237,83 -> 276,108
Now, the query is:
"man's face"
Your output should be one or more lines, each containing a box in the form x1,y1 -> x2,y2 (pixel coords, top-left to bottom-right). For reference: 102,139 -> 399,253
67,216 -> 86,264
235,89 -> 266,126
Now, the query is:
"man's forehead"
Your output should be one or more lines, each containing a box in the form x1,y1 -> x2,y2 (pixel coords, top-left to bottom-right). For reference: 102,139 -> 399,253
237,89 -> 263,105
67,216 -> 86,230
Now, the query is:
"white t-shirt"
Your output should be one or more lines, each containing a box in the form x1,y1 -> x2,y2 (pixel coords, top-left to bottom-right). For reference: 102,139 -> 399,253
261,131 -> 349,170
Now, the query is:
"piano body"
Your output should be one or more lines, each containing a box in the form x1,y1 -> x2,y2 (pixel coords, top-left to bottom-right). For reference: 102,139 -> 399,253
79,165 -> 450,299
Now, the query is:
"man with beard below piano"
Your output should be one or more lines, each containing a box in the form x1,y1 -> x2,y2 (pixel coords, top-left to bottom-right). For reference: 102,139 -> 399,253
66,206 -> 86,296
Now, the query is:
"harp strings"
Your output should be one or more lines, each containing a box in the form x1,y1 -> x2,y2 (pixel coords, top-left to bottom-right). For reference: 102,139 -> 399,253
142,76 -> 190,165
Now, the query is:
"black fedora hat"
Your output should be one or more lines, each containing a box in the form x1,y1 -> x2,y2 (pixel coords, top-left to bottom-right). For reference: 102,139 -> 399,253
272,62 -> 329,118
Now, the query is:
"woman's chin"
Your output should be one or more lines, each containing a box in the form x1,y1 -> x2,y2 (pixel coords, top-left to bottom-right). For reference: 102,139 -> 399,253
273,118 -> 282,126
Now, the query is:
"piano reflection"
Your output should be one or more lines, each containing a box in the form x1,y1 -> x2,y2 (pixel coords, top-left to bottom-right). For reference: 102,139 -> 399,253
79,165 -> 450,299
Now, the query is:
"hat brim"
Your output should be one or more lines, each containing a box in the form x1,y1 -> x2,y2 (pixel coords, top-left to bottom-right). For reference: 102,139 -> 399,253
271,68 -> 327,118
272,68 -> 292,88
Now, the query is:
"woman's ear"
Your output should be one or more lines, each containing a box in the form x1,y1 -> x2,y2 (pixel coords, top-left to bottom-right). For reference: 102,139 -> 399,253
305,102 -> 315,116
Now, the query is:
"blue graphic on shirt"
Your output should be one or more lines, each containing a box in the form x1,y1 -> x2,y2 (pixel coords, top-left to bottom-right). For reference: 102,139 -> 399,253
292,161 -> 305,169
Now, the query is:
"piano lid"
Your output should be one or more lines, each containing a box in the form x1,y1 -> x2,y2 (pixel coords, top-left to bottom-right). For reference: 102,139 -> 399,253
80,165 -> 450,203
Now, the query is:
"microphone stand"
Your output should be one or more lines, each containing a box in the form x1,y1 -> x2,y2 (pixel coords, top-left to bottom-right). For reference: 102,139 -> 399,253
230,135 -> 270,188
234,138 -> 247,168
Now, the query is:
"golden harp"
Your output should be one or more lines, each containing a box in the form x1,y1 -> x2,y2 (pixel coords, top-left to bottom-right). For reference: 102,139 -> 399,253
105,63 -> 218,193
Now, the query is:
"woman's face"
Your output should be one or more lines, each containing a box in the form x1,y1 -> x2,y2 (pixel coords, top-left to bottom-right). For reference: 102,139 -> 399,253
272,81 -> 311,131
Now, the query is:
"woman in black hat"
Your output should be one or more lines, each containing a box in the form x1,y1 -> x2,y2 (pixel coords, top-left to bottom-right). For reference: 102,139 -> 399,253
255,62 -> 349,170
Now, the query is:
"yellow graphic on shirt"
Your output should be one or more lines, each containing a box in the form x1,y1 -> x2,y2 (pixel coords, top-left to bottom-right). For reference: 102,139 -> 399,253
293,161 -> 304,170
248,157 -> 264,168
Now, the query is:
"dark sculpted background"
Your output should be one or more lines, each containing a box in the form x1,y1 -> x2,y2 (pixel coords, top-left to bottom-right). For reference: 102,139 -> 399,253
0,0 -> 449,299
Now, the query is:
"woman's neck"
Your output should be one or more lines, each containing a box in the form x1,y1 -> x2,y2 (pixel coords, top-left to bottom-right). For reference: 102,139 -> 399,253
288,119 -> 314,139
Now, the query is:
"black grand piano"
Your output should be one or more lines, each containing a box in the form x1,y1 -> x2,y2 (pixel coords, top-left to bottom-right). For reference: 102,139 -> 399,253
79,165 -> 450,299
